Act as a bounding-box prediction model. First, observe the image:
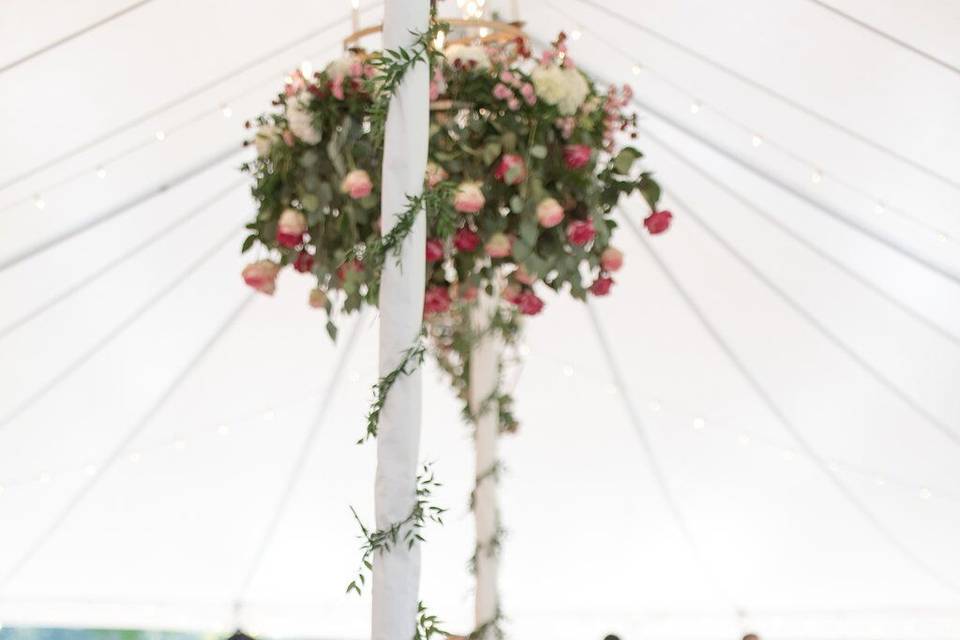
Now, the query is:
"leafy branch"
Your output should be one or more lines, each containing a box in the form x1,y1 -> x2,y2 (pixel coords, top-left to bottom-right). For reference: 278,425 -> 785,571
360,329 -> 427,443
347,464 -> 447,596
467,610 -> 505,640
415,601 -> 450,640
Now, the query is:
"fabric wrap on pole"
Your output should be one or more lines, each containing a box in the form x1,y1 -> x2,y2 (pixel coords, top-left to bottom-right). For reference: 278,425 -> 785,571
470,294 -> 500,634
372,2 -> 429,639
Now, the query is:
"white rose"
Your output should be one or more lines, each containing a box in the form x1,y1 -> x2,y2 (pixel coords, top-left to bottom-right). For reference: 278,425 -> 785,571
531,65 -> 590,116
254,124 -> 279,157
284,95 -> 321,144
444,43 -> 490,70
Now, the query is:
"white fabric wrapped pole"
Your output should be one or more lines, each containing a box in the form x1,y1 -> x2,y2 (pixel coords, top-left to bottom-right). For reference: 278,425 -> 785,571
469,294 -> 500,635
372,1 -> 430,639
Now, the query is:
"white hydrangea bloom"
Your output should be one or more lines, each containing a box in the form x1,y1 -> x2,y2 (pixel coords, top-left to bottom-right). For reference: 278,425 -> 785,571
284,95 -> 321,144
531,65 -> 590,116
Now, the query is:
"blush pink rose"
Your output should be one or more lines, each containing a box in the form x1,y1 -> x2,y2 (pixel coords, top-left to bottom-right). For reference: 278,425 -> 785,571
536,197 -> 564,228
424,286 -> 452,315
425,162 -> 448,188
454,226 -> 481,252
242,260 -> 280,295
425,238 -> 444,262
644,210 -> 673,234
308,288 -> 328,309
454,182 -> 485,213
566,219 -> 596,246
276,208 -> 307,248
563,144 -> 592,169
341,169 -> 373,199
485,232 -> 513,258
493,153 -> 526,185
600,246 -> 623,272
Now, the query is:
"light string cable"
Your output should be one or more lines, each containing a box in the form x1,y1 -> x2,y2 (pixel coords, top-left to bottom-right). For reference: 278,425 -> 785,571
623,179 -> 960,451
630,129 -> 960,348
563,0 -> 960,193
0,221 -> 246,434
618,211 -> 960,596
232,312 -> 366,616
0,3 -> 384,194
541,1 -> 958,248
0,177 -> 245,342
0,147 -> 244,273
802,0 -> 960,78
586,302 -> 744,622
0,290 -> 255,594
0,0 -> 160,76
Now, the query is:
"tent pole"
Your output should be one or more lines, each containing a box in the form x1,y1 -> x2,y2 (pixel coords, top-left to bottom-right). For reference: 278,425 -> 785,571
469,294 -> 501,637
372,1 -> 430,639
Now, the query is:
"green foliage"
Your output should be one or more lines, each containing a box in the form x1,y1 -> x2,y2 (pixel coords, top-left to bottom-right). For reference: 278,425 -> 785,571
360,330 -> 427,443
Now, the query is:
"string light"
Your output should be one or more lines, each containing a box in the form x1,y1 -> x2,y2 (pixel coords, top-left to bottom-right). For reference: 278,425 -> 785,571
631,64 -> 642,75
920,487 -> 933,500
689,100 -> 701,114
738,434 -> 751,446
221,104 -> 233,118
38,472 -> 51,484
217,424 -> 230,436
33,194 -> 45,209
810,169 -> 822,183
434,30 -> 446,50
874,202 -> 885,215
155,130 -> 166,142
96,166 -> 107,179
692,417 -> 706,430
84,464 -> 98,476
751,134 -> 763,148
129,451 -> 142,463
561,364 -> 575,377
570,28 -> 582,41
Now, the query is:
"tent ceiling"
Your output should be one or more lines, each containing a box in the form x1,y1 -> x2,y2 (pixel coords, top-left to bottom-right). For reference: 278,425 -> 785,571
1,1 -> 959,638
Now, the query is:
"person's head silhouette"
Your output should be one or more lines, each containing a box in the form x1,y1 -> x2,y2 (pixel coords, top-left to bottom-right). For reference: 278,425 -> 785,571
603,635 -> 621,640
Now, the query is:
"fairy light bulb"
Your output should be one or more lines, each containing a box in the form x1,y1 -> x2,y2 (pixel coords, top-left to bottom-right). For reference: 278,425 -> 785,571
221,104 -> 233,118
84,464 -> 98,476
631,64 -> 642,75
920,487 -> 932,500
155,130 -> 166,142
751,134 -> 763,148
692,417 -> 706,430
810,169 -> 822,184
689,101 -> 701,114
38,472 -> 52,484
217,424 -> 230,436
874,201 -> 885,215
738,434 -> 751,446
570,29 -> 582,41
96,166 -> 107,179
129,451 -> 142,463
561,364 -> 574,377
33,194 -> 46,209
434,30 -> 446,50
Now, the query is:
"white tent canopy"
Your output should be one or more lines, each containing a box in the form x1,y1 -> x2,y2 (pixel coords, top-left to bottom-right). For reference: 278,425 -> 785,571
1,1 -> 959,638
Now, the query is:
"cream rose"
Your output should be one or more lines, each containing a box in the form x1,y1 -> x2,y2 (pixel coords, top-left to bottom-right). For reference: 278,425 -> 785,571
454,182 -> 485,214
536,197 -> 564,228
341,169 -> 373,199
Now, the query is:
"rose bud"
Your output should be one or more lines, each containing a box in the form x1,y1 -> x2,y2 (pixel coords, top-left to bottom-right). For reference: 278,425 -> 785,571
493,153 -> 526,185
590,276 -> 614,296
600,246 -> 624,272
308,288 -> 328,308
536,197 -> 564,228
423,285 -> 452,315
485,232 -> 513,258
644,210 -> 673,234
276,208 -> 307,248
425,162 -> 448,188
242,260 -> 280,295
340,169 -> 373,199
293,250 -> 315,273
454,181 -> 485,213
425,238 -> 445,262
453,226 -> 481,252
566,218 -> 596,246
563,144 -> 592,169
514,290 -> 545,315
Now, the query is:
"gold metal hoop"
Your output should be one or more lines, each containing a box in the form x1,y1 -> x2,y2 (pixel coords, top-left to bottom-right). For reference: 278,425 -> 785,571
343,18 -> 526,50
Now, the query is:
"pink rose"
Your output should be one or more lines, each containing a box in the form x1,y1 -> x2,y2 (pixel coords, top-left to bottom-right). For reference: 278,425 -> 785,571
426,238 -> 444,262
514,265 -> 536,285
242,260 -> 280,295
566,219 -> 596,246
514,290 -> 545,315
485,232 -> 513,258
644,210 -> 673,234
454,226 -> 481,252
507,97 -> 521,111
293,250 -> 315,273
424,286 -> 452,315
600,246 -> 623,272
330,75 -> 345,100
499,70 -> 516,84
563,144 -> 592,169
493,83 -> 513,100
454,182 -> 485,213
341,169 -> 373,199
590,276 -> 614,296
520,82 -> 536,106
425,162 -> 448,188
276,208 -> 307,248
536,198 -> 564,228
308,288 -> 328,308
493,153 -> 526,185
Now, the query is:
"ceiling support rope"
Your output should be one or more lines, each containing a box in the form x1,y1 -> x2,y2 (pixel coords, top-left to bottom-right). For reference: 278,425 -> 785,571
636,129 -> 960,349
0,223 -> 244,434
0,4 -> 383,193
620,213 -> 960,596
627,186 -> 960,449
566,0 -> 960,193
803,0 -> 960,78
0,144 -> 243,274
0,291 -> 256,593
585,302 -> 745,622
0,178 -> 244,343
232,313 -> 366,616
0,0 -> 159,76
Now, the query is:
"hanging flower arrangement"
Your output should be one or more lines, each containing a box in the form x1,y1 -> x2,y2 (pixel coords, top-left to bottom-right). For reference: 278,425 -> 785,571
240,32 -> 669,340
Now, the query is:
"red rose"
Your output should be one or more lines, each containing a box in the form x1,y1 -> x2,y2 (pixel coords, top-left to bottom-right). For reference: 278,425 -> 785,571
276,208 -> 307,248
644,210 -> 673,234
514,290 -> 545,315
566,219 -> 596,246
424,286 -> 452,315
563,144 -> 592,169
493,153 -> 526,185
453,227 -> 481,252
426,238 -> 444,262
590,276 -> 614,296
293,251 -> 314,273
